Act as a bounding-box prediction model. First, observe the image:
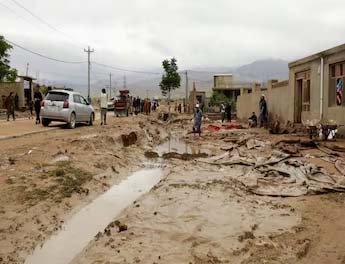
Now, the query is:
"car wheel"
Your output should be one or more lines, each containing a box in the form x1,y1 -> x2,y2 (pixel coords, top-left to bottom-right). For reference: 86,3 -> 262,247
68,112 -> 76,129
89,113 -> 94,126
42,118 -> 51,127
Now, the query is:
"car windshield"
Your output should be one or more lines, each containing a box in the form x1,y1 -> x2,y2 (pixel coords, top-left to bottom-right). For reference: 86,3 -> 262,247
46,92 -> 69,101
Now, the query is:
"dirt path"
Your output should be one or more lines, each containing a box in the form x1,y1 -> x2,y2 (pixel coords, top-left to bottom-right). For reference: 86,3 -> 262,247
2,115 -> 345,264
0,114 -> 167,263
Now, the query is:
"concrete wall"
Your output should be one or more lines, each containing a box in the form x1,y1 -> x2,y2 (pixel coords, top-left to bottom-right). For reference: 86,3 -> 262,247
237,80 -> 293,122
0,81 -> 24,109
214,75 -> 233,89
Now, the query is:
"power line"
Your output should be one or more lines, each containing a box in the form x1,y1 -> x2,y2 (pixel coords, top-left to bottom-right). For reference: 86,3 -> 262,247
5,38 -> 87,64
9,0 -> 87,48
93,61 -> 161,75
0,1 -> 47,31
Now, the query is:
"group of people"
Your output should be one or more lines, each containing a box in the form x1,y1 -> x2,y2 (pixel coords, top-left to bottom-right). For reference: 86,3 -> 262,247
248,94 -> 268,128
5,88 -> 43,124
99,89 -> 160,126
220,102 -> 232,123
132,97 -> 158,115
192,95 -> 268,136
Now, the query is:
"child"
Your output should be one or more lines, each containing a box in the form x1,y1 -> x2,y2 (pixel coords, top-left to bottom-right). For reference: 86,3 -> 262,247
248,112 -> 257,128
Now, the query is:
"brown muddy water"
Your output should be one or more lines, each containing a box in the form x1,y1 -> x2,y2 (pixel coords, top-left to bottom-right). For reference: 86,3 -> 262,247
25,163 -> 163,264
155,135 -> 211,155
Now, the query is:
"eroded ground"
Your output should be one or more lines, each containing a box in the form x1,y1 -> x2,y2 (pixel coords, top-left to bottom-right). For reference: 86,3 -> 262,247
1,114 -> 345,264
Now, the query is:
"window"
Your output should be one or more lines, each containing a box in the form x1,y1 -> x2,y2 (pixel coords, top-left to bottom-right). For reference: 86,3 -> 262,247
81,96 -> 89,105
329,61 -> 345,107
73,94 -> 81,103
46,92 -> 69,101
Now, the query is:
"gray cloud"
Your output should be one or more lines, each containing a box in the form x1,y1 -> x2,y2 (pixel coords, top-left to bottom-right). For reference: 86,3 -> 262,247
1,0 -> 345,92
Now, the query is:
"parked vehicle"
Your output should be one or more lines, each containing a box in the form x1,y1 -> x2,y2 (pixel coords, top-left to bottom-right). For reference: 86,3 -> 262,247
107,96 -> 118,111
114,90 -> 130,117
40,90 -> 95,129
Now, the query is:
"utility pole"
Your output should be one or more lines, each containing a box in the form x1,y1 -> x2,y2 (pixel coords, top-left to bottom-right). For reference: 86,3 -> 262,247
36,71 -> 40,83
84,46 -> 94,102
123,74 -> 127,89
26,63 -> 29,76
109,73 -> 112,98
185,70 -> 189,113
113,81 -> 116,97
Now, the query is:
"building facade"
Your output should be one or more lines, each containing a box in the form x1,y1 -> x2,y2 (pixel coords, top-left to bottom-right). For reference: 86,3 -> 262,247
237,43 -> 345,126
289,44 -> 345,125
212,74 -> 252,101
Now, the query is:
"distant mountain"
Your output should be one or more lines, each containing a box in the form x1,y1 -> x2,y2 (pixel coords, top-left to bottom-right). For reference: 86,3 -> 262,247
234,59 -> 289,81
127,59 -> 289,98
49,59 -> 289,98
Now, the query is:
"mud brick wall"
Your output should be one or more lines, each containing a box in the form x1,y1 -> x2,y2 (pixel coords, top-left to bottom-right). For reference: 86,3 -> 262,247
237,80 -> 293,123
0,82 -> 24,109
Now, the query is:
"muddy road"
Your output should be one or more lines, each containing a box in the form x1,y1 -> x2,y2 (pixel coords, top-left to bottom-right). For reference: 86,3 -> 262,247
1,114 -> 345,264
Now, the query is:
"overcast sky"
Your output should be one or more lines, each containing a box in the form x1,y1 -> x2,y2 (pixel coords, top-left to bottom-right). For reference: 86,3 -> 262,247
1,0 -> 345,89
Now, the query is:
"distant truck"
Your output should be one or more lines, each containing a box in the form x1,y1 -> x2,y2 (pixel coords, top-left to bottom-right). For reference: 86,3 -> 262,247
114,90 -> 130,117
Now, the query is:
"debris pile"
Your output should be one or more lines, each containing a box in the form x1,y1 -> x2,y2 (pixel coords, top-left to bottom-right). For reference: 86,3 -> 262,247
198,135 -> 345,197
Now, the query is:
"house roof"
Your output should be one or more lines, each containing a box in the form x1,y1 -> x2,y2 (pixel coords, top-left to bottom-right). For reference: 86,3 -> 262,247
213,73 -> 233,77
18,75 -> 37,81
289,43 -> 345,68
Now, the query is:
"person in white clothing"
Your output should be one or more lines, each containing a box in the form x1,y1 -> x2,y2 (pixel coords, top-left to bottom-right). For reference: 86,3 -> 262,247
100,88 -> 108,125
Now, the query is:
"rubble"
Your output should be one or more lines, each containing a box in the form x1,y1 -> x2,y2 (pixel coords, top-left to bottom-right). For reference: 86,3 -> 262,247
121,132 -> 138,147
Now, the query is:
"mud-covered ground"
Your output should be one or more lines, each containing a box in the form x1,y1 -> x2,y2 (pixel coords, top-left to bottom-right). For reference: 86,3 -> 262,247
1,114 -> 345,264
0,114 -> 168,263
72,120 -> 345,264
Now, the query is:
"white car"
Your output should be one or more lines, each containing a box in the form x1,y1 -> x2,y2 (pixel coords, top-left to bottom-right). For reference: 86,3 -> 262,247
40,90 -> 95,129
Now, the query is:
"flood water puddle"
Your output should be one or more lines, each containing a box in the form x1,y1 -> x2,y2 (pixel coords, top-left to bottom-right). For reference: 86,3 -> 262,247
155,135 -> 211,156
25,165 -> 163,264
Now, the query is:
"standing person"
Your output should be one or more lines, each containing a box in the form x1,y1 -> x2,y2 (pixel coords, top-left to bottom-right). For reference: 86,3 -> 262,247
193,104 -> 203,136
6,92 -> 15,121
259,95 -> 268,128
14,93 -> 19,110
34,88 -> 43,124
100,88 -> 107,125
140,99 -> 144,113
129,96 -> 133,115
27,98 -> 33,119
225,103 -> 231,122
178,103 -> 182,113
220,102 -> 225,123
148,99 -> 151,115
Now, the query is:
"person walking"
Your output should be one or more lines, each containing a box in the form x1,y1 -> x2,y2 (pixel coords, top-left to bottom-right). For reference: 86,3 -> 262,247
34,89 -> 43,124
6,92 -> 15,121
259,95 -> 268,128
225,103 -> 232,122
14,93 -> 19,110
100,88 -> 108,125
220,102 -> 226,123
193,104 -> 203,136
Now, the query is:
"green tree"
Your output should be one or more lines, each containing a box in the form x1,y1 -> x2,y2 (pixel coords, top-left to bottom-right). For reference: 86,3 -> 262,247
209,91 -> 236,109
0,36 -> 18,82
209,91 -> 229,106
159,58 -> 181,112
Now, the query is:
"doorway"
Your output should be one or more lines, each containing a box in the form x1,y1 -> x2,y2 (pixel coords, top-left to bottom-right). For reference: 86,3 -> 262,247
296,79 -> 303,123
